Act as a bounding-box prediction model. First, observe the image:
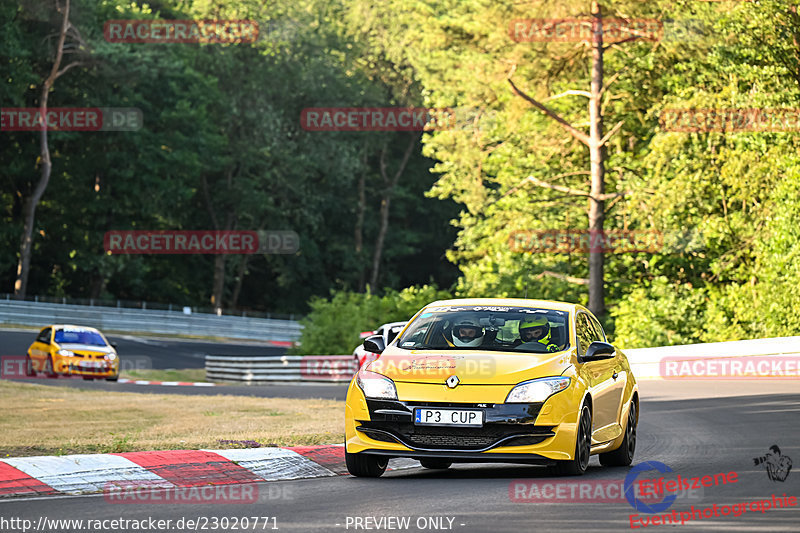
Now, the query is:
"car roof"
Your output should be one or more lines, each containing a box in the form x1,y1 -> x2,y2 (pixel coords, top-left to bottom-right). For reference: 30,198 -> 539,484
48,324 -> 103,333
424,298 -> 580,313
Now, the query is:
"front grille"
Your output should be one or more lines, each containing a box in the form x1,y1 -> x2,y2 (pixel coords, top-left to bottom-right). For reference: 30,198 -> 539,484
67,364 -> 109,373
358,421 -> 554,451
406,433 -> 497,448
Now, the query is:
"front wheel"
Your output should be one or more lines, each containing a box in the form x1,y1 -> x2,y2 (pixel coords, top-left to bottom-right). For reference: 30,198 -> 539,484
25,355 -> 37,377
106,375 -> 119,382
550,404 -> 591,476
600,401 -> 636,467
345,450 -> 388,478
420,459 -> 451,470
44,356 -> 58,378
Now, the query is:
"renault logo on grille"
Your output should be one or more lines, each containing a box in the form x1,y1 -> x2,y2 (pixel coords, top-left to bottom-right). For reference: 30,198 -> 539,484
446,375 -> 460,388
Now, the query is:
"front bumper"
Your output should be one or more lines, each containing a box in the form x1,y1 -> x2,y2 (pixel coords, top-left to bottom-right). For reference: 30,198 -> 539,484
345,380 -> 582,462
55,357 -> 118,377
358,399 -> 554,452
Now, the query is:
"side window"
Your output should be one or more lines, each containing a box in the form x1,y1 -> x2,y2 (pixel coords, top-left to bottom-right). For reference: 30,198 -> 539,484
36,328 -> 51,344
387,326 -> 402,345
575,315 -> 594,355
588,315 -> 606,343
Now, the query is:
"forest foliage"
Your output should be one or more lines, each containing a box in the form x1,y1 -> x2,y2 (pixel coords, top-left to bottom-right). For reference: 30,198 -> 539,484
3,0 -> 799,349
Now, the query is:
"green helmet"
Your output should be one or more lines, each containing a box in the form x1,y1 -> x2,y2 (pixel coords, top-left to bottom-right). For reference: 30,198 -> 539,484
519,316 -> 551,344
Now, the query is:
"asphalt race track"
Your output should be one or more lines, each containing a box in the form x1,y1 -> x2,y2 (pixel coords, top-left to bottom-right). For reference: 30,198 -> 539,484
2,380 -> 798,533
0,328 -> 288,369
1,328 -> 349,399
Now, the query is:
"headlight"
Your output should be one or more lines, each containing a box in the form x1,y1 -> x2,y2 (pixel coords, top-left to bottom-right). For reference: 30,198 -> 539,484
506,377 -> 570,403
356,370 -> 398,400
57,349 -> 75,357
106,353 -> 117,361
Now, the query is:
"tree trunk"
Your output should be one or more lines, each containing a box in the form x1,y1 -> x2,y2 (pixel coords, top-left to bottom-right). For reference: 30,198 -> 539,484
369,194 -> 392,289
231,253 -> 250,308
355,171 -> 367,292
202,171 -> 236,314
587,1 -> 606,317
14,87 -> 52,297
211,254 -> 226,314
368,135 -> 417,289
14,0 -> 76,298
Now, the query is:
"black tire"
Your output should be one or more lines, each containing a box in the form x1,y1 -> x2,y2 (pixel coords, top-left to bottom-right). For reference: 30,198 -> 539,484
25,355 -> 37,377
420,459 -> 452,470
550,404 -> 591,476
600,401 -> 637,467
106,376 -> 119,382
44,356 -> 58,378
345,451 -> 388,477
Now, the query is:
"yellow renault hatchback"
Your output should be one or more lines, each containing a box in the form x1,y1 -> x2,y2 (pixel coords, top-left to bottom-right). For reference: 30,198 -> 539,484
26,325 -> 120,381
345,298 -> 638,477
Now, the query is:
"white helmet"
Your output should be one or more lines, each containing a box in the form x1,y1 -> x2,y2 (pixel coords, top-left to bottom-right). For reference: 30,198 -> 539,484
452,319 -> 484,348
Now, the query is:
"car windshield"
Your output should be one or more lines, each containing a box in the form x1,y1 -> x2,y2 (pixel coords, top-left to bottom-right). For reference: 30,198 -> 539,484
54,329 -> 107,346
396,305 -> 570,353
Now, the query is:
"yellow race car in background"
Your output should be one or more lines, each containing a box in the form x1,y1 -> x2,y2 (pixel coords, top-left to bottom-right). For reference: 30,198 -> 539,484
345,298 -> 638,477
26,325 -> 120,381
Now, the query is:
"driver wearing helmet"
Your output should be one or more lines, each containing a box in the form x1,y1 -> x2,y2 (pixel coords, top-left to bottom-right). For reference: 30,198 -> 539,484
515,316 -> 559,352
451,319 -> 485,348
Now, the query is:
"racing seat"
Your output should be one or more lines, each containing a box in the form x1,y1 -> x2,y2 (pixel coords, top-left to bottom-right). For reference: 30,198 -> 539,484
550,324 -> 567,349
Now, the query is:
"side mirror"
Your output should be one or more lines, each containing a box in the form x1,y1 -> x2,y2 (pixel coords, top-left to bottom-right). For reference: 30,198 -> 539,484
110,342 -> 118,350
363,334 -> 386,355
582,341 -> 616,362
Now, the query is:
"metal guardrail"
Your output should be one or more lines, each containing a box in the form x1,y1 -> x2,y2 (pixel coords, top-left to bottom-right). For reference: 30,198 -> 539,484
0,293 -> 298,320
207,337 -> 800,384
625,336 -> 800,379
206,355 -> 356,384
0,299 -> 302,342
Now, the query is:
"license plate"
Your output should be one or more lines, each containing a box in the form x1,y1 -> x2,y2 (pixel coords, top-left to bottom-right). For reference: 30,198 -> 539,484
414,408 -> 484,427
79,361 -> 103,369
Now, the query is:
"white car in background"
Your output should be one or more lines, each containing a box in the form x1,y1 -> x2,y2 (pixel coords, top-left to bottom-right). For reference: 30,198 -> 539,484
352,321 -> 407,369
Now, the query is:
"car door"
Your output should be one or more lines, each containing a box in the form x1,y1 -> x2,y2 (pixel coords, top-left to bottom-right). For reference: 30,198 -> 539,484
588,314 -> 627,432
576,313 -> 620,444
30,327 -> 52,367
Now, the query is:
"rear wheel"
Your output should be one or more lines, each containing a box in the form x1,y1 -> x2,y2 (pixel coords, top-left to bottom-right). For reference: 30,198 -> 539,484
106,375 -> 119,382
600,401 -> 637,467
550,404 -> 591,476
25,355 -> 37,377
345,451 -> 388,478
44,356 -> 58,378
420,459 -> 451,470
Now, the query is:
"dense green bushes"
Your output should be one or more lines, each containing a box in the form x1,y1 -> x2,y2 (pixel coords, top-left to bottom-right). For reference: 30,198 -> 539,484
291,285 -> 451,355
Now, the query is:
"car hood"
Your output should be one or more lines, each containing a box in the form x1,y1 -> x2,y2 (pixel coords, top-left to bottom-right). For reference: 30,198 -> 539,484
58,343 -> 114,354
366,346 -> 574,385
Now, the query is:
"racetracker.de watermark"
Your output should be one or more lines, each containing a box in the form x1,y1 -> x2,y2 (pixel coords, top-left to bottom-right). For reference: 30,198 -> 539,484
509,476 -> 703,504
103,480 -> 266,504
366,356 -> 497,380
104,20 -> 259,44
1,355 -> 151,379
1,108 -> 142,132
301,107 -> 462,132
509,230 -> 662,254
659,356 -> 800,379
509,18 -> 709,43
660,108 -> 800,133
103,230 -> 299,255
